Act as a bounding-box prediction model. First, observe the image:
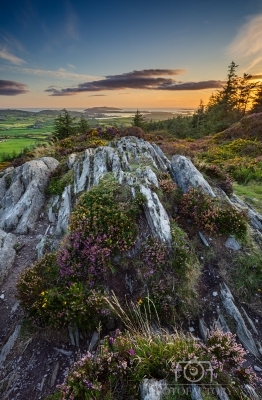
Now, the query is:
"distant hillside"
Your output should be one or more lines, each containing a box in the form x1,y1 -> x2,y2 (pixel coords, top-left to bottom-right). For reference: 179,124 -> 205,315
84,106 -> 123,114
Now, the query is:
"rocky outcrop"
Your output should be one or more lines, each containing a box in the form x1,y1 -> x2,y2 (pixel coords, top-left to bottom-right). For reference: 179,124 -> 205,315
0,229 -> 17,284
220,283 -> 260,358
230,194 -> 262,234
170,154 -> 216,197
49,137 -> 172,243
0,157 -> 59,234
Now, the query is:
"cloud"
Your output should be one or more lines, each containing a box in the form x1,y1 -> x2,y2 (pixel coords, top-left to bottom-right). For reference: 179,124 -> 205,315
0,48 -> 26,65
158,80 -> 225,90
0,80 -> 29,95
227,14 -> 262,71
89,94 -> 107,97
0,33 -> 25,52
67,63 -> 75,69
0,65 -> 100,81
65,1 -> 79,40
45,68 -> 224,96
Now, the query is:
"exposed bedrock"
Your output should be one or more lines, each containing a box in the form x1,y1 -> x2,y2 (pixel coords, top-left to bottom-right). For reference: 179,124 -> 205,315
49,137 -> 172,243
0,157 -> 59,234
170,154 -> 216,197
0,229 -> 17,284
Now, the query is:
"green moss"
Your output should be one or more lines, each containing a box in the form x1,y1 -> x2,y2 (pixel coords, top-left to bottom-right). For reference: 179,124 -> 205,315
46,164 -> 74,195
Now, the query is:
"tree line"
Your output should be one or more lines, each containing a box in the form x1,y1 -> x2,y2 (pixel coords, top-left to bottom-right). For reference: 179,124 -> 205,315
145,62 -> 262,138
53,63 -> 262,140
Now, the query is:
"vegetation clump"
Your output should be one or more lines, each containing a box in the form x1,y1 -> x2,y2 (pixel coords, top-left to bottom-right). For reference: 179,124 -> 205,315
179,187 -> 247,238
57,326 -> 257,400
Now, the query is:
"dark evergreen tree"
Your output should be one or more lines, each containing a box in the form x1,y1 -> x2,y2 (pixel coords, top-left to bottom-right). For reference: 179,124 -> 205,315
250,84 -> 262,114
78,115 -> 89,134
133,109 -> 146,128
53,109 -> 76,140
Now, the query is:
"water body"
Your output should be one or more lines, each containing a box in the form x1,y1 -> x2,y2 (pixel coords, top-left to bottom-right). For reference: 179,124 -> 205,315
0,107 -> 195,114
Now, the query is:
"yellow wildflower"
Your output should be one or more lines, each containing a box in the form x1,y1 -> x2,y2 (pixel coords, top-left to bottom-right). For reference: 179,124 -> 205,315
138,299 -> 143,306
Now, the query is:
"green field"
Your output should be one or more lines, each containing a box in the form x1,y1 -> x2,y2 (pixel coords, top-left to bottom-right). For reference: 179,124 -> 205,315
0,108 -> 175,161
233,183 -> 262,214
0,138 -> 47,160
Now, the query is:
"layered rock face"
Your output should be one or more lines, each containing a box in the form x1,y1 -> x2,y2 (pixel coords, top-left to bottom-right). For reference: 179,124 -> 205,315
0,157 -> 59,234
0,229 -> 17,284
49,137 -> 174,243
171,154 -> 216,197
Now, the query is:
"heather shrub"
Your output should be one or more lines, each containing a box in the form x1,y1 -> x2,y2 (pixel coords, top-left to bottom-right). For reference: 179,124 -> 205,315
57,327 -> 257,400
198,163 -> 233,196
179,187 -> 247,238
96,126 -> 120,140
58,177 -> 138,283
17,253 -> 59,308
119,126 -> 145,139
59,330 -> 136,400
17,253 -> 112,329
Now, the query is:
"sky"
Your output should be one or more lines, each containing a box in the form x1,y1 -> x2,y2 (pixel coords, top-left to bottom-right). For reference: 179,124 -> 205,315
1,0 -> 262,109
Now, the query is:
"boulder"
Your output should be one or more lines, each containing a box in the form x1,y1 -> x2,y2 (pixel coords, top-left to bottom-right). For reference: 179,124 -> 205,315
170,155 -> 216,197
225,236 -> 241,251
0,229 -> 17,284
0,157 -> 59,234
140,378 -> 167,400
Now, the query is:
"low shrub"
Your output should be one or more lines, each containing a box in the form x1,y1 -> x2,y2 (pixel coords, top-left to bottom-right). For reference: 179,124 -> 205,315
17,254 -> 112,329
57,327 -> 257,400
179,187 -> 247,238
58,177 -> 138,284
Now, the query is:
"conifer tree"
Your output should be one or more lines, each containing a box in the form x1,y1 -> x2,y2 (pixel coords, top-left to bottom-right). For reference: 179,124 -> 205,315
53,109 -> 76,140
78,115 -> 89,134
250,84 -> 262,114
133,109 -> 146,128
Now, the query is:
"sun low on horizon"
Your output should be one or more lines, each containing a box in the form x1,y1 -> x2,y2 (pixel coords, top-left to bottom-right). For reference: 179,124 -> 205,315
1,0 -> 262,110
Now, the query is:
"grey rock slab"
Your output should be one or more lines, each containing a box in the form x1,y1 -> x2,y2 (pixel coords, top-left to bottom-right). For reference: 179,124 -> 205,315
0,324 -> 21,367
88,331 -> 99,351
170,155 -> 216,197
190,384 -> 203,400
220,283 -> 260,358
0,229 -> 17,284
140,378 -> 167,400
55,184 -> 72,236
254,365 -> 262,372
215,386 -> 230,400
216,313 -> 231,333
152,143 -> 171,170
198,231 -> 210,247
67,153 -> 77,169
50,361 -> 60,387
54,347 -> 73,357
0,157 -> 59,233
230,194 -> 262,233
225,236 -> 241,251
199,318 -> 208,341
241,307 -> 259,335
140,184 -> 172,243
244,384 -> 260,400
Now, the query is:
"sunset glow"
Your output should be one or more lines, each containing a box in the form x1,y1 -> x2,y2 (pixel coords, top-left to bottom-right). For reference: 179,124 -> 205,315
1,0 -> 262,109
